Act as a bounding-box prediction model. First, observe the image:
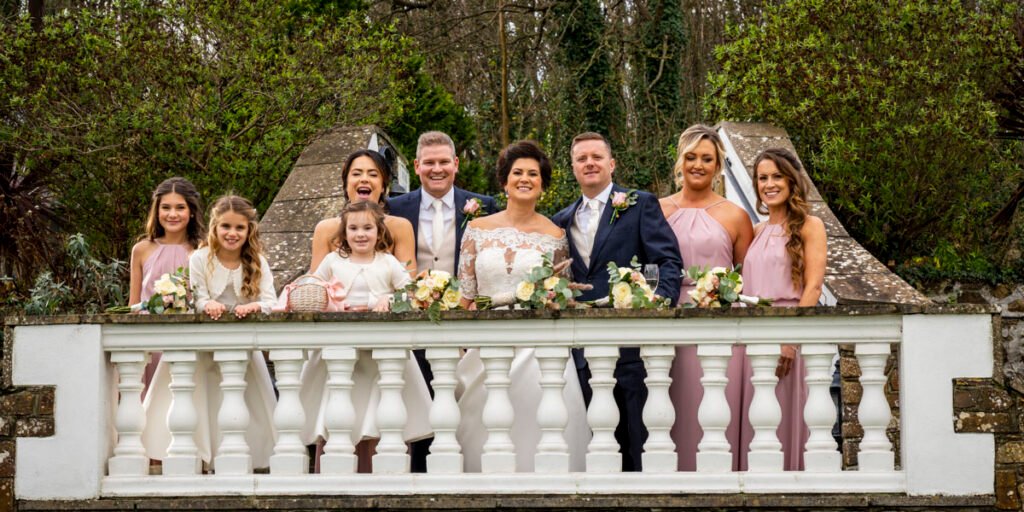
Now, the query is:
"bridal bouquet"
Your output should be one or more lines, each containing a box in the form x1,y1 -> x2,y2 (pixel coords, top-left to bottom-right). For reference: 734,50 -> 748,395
607,257 -> 670,309
685,265 -> 773,308
392,269 -> 462,322
514,254 -> 590,310
107,267 -> 191,314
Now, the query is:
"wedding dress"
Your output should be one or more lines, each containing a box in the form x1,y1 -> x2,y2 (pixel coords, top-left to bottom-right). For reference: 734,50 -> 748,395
457,226 -> 592,472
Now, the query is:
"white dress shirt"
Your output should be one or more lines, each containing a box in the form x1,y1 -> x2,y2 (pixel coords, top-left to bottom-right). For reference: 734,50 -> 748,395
419,187 -> 455,249
575,182 -> 614,232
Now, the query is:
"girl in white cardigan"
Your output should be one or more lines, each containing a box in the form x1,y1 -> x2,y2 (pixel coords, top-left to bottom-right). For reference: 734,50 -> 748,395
313,201 -> 411,311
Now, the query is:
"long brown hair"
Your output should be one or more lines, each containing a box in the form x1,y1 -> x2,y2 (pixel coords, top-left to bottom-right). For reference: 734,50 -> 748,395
206,195 -> 265,299
752,148 -> 811,291
336,201 -> 394,257
143,177 -> 205,248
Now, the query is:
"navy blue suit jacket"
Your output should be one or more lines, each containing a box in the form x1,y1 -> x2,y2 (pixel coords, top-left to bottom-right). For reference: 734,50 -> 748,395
387,187 -> 498,272
552,184 -> 682,307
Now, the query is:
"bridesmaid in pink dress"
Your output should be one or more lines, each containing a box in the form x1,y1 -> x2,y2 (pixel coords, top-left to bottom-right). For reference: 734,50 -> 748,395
128,177 -> 205,394
740,148 -> 827,470
661,125 -> 753,471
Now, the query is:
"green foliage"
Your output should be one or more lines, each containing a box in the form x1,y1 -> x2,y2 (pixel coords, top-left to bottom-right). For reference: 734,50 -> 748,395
706,0 -> 1022,265
0,0 -> 414,270
23,234 -> 126,315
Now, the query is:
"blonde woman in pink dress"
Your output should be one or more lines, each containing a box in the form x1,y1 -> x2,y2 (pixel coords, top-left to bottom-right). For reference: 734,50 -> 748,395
739,147 -> 827,471
661,125 -> 753,471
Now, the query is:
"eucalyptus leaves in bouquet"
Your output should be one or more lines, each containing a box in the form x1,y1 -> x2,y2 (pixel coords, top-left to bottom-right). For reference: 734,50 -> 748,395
392,269 -> 462,322
607,257 -> 670,309
684,265 -> 773,308
513,254 -> 590,310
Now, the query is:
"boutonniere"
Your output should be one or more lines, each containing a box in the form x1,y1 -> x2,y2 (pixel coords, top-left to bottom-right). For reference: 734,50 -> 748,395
609,190 -> 638,224
460,197 -> 485,229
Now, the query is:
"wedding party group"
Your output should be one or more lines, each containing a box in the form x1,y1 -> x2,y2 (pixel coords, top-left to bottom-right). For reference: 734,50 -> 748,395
126,125 -> 827,476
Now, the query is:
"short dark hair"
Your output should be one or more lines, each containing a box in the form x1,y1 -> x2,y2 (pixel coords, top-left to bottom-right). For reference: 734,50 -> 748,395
496,140 -> 553,189
341,149 -> 393,208
570,132 -> 613,156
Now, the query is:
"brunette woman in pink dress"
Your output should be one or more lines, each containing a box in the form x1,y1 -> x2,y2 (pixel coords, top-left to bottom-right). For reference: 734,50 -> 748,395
661,125 -> 753,471
740,148 -> 827,470
128,177 -> 205,395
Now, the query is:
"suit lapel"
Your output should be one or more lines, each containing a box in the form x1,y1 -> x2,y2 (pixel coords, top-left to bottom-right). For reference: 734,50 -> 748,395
587,185 -> 620,274
406,189 -> 423,242
454,188 -> 467,244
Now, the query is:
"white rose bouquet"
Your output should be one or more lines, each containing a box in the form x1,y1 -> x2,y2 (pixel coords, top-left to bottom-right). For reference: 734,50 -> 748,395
606,257 -> 670,309
107,267 -> 191,314
392,269 -> 462,322
512,254 -> 591,310
684,265 -> 773,308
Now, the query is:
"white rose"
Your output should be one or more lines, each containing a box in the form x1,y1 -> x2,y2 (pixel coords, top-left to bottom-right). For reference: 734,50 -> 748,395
710,266 -> 727,275
543,276 -> 561,290
617,267 -> 632,278
516,281 -> 535,301
414,286 -> 431,301
611,282 -> 632,308
432,270 -> 451,288
702,277 -> 715,292
442,289 -> 461,309
153,276 -> 177,295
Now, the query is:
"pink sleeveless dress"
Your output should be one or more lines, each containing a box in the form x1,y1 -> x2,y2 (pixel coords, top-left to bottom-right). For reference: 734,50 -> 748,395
665,199 -> 734,471
140,242 -> 191,396
733,222 -> 807,471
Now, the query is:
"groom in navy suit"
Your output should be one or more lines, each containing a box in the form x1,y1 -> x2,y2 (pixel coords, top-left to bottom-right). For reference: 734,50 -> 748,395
552,132 -> 682,472
387,131 -> 496,472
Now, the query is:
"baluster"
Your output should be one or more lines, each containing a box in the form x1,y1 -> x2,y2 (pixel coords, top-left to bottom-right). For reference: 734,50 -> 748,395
162,350 -> 201,475
480,346 -> 516,473
270,349 -> 309,474
641,345 -> 676,472
535,346 -> 570,473
586,346 -> 620,472
696,345 -> 732,472
746,344 -> 783,472
426,348 -> 463,474
108,351 -> 149,476
803,343 -> 841,472
373,348 -> 409,473
213,350 -> 251,475
857,342 -> 895,471
320,347 -> 358,474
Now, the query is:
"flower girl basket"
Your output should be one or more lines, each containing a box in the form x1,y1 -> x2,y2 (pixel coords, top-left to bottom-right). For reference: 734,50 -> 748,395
274,274 -> 346,313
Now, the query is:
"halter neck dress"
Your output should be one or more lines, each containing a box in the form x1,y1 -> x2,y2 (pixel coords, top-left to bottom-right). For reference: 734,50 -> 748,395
732,222 -> 808,471
139,241 -> 191,397
664,198 -> 735,471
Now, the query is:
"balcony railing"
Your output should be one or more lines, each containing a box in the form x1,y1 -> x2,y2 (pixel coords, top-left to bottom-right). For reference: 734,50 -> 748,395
8,305 -> 995,501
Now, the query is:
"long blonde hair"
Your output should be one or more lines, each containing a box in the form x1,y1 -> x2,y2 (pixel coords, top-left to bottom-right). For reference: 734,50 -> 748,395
752,148 -> 811,291
673,124 -> 725,190
206,195 -> 265,299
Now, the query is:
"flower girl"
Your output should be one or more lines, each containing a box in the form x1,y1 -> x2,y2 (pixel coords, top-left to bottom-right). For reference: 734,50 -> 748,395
300,201 -> 432,472
142,195 -> 278,471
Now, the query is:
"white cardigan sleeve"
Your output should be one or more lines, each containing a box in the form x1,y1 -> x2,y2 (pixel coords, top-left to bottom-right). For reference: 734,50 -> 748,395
257,255 -> 277,314
189,248 -> 212,313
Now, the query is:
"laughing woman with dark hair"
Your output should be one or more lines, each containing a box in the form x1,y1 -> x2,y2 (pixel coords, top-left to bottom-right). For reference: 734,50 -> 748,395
309,149 -> 416,273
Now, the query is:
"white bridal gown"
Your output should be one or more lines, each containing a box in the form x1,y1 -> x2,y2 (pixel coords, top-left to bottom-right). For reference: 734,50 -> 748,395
457,226 -> 592,472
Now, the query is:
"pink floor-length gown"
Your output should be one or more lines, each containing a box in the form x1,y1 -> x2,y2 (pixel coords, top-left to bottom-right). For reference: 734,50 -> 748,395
735,222 -> 808,471
666,199 -> 735,471
139,242 -> 190,397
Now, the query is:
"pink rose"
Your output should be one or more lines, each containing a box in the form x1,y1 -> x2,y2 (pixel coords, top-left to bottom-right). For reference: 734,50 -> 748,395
463,198 -> 480,215
611,191 -> 628,207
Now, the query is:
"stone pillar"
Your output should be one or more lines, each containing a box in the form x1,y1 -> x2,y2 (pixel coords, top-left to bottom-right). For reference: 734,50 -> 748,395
162,350 -> 200,475
213,350 -> 252,475
270,349 -> 309,474
534,346 -> 570,473
802,343 -> 840,472
856,342 -> 894,472
745,344 -> 783,472
372,348 -> 410,474
641,345 -> 676,472
426,348 -> 463,474
320,347 -> 358,474
586,346 -> 621,472
108,351 -> 148,476
696,345 -> 732,472
480,346 -> 516,473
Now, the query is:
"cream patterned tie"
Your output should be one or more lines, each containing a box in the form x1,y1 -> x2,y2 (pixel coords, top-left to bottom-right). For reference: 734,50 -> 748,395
431,198 -> 445,255
584,199 -> 600,266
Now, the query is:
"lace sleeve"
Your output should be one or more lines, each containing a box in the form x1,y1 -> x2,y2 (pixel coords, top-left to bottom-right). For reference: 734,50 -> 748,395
457,227 -> 479,300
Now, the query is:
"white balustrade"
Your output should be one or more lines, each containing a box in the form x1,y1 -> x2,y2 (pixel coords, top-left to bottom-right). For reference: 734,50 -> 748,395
480,346 -> 516,473
372,348 -> 410,473
270,349 -> 308,474
856,342 -> 895,472
803,343 -> 841,472
696,344 -> 732,472
320,347 -> 358,474
585,346 -> 621,473
534,346 -> 570,473
641,345 -> 676,472
745,344 -> 783,472
213,350 -> 252,475
162,350 -> 201,475
108,351 -> 148,476
426,348 -> 463,474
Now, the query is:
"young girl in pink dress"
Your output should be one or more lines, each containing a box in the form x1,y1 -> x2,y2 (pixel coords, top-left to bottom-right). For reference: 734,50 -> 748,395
129,177 -> 205,394
661,125 -> 753,471
740,148 -> 827,470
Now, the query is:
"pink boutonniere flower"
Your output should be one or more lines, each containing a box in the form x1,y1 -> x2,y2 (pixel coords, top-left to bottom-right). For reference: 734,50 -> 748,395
609,189 -> 638,224
460,197 -> 485,229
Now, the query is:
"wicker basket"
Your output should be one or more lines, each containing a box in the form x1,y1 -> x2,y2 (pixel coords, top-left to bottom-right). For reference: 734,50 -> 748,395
287,274 -> 330,312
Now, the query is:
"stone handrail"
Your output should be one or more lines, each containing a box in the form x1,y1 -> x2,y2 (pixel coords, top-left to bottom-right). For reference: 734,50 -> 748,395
6,305 -> 996,500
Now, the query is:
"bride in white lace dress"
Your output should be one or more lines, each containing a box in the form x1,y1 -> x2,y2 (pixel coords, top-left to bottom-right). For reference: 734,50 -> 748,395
456,141 -> 591,472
